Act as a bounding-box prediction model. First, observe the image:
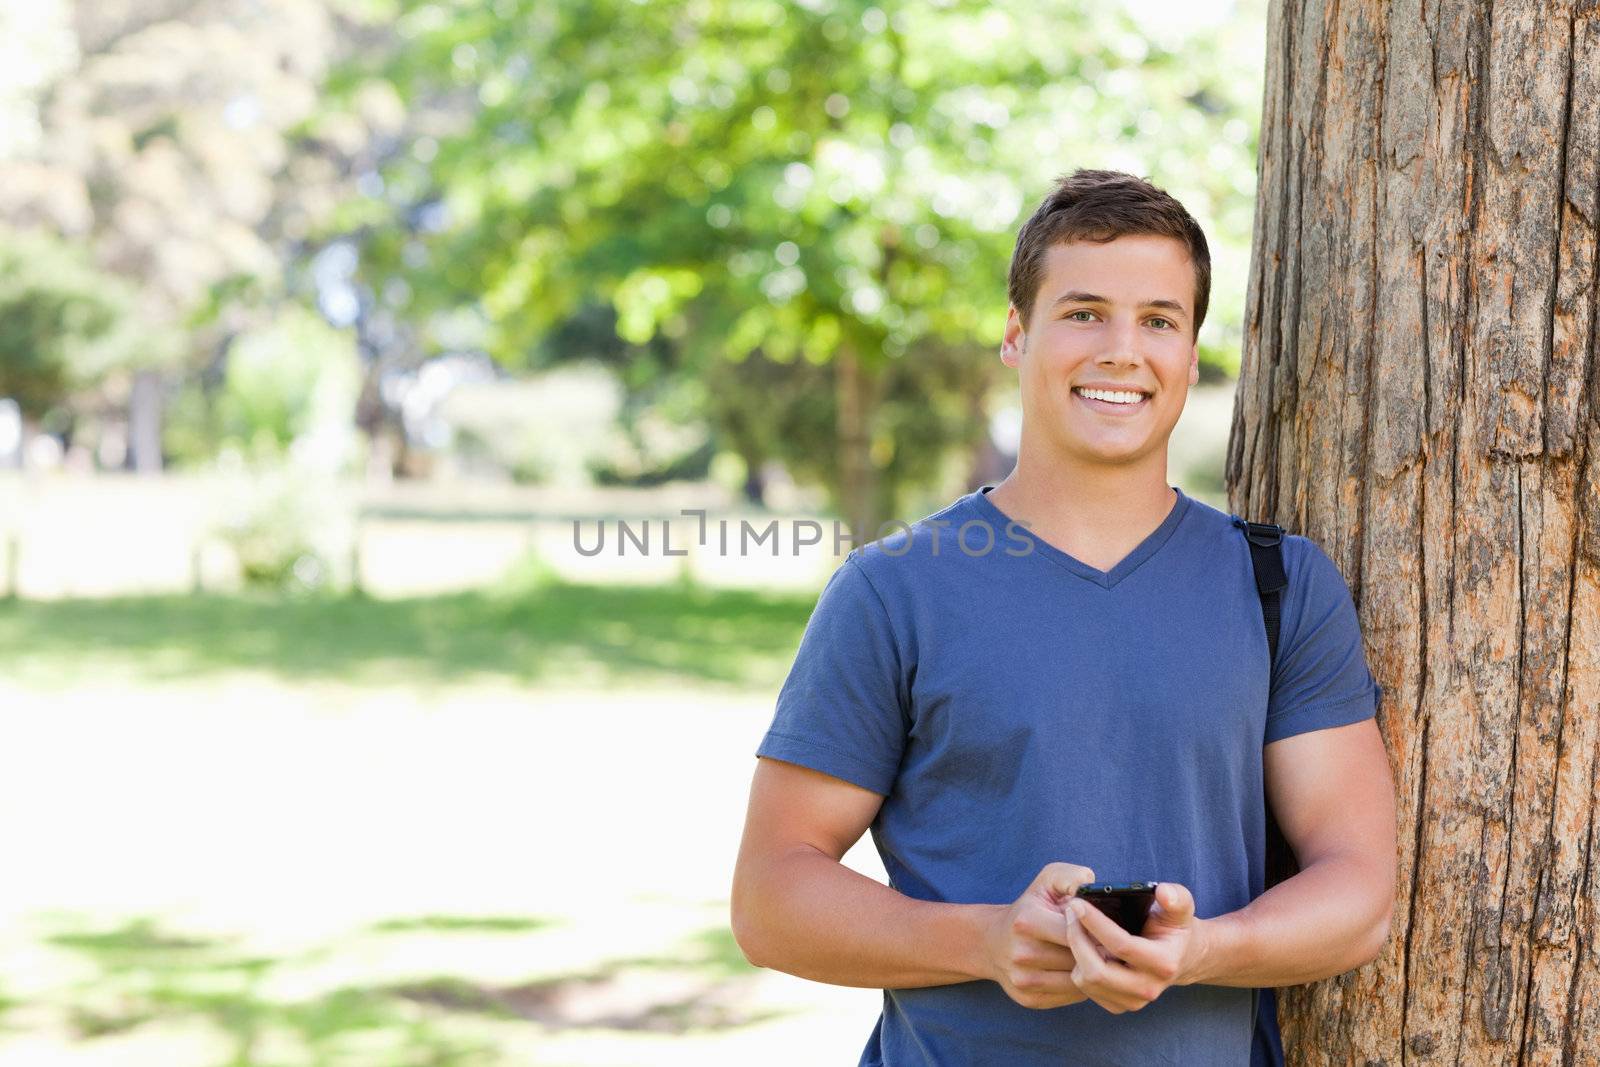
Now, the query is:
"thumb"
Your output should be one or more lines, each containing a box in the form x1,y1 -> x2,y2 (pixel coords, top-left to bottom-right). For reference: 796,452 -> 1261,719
1033,862 -> 1096,903
1151,882 -> 1195,927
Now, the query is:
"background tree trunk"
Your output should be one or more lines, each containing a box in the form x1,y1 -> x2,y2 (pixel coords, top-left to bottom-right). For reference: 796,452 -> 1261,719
127,369 -> 164,474
835,343 -> 884,545
1229,2 -> 1600,1062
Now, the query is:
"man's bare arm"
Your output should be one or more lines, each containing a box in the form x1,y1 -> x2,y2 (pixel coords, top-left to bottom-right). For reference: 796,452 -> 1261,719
1181,718 -> 1397,987
731,757 -> 1000,987
731,757 -> 1093,1007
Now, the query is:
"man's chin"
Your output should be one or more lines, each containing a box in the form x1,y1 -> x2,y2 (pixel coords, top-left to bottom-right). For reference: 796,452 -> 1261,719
1057,447 -> 1157,470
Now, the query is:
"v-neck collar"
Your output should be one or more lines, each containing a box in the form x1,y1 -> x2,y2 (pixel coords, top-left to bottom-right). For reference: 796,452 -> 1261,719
967,483 -> 1192,590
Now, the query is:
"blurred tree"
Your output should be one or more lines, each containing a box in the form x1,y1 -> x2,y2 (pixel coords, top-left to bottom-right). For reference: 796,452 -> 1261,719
215,308 -> 362,461
0,0 -> 397,470
0,2 -> 76,165
340,0 -> 1262,530
0,227 -> 146,423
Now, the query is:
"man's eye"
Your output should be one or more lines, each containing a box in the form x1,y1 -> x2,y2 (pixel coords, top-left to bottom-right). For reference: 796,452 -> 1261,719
1067,310 -> 1096,322
1148,317 -> 1173,330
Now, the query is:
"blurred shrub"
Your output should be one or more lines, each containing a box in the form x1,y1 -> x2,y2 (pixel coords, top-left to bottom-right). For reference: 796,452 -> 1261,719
495,544 -> 562,595
588,374 -> 715,487
435,361 -> 712,487
168,308 -> 361,469
209,461 -> 356,594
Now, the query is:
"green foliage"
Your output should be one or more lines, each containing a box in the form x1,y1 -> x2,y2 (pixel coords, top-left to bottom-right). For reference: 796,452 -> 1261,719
209,464 -> 357,593
587,373 -> 717,486
168,308 -> 364,468
215,494 -> 332,592
329,0 -> 1261,510
219,310 -> 363,457
0,228 -> 154,418
10,1 -> 358,330
700,338 -> 996,514
348,0 -> 1259,371
436,361 -> 712,487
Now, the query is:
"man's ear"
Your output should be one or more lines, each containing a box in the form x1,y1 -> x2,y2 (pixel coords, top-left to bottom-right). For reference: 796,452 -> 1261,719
1001,305 -> 1025,367
1187,342 -> 1200,386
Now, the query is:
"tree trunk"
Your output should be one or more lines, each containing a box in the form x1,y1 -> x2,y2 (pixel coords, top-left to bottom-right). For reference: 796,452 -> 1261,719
127,369 -> 164,474
835,343 -> 883,546
966,383 -> 1013,492
741,460 -> 767,507
1229,3 -> 1600,1063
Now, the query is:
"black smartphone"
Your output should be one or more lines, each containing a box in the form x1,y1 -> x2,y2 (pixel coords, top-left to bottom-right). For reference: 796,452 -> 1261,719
1075,881 -> 1158,936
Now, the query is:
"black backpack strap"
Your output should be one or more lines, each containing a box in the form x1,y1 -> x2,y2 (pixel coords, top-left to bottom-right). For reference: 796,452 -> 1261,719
1240,521 -> 1287,664
1239,518 -> 1292,1067
1238,517 -> 1295,888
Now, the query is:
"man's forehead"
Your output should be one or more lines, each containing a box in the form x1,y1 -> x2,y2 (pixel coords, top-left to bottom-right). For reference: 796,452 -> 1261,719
1039,237 -> 1196,307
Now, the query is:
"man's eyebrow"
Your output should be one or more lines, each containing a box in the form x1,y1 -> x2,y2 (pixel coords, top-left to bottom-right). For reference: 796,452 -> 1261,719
1052,290 -> 1108,307
1050,291 -> 1189,316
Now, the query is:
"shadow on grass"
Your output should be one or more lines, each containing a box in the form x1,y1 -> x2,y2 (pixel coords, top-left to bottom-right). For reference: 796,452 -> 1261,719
368,915 -> 558,935
390,924 -> 781,1034
0,576 -> 817,690
30,914 -> 783,1064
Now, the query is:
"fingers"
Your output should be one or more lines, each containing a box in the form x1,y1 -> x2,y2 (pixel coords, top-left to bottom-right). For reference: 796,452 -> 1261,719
1150,882 -> 1196,927
1006,905 -> 1079,968
1064,903 -> 1164,1014
993,893 -> 1081,1004
1005,968 -> 1089,1010
1007,864 -> 1188,1014
1070,899 -> 1181,984
999,908 -> 1087,1010
1011,933 -> 1078,971
1015,898 -> 1080,952
1033,862 -> 1096,905
1069,899 -> 1155,968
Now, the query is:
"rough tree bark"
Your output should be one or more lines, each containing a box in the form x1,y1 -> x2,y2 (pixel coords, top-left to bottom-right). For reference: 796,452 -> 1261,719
1228,1 -> 1600,1063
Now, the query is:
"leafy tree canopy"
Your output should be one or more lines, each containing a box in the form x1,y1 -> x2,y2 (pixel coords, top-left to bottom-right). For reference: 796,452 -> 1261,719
0,227 -> 154,418
339,0 -> 1262,377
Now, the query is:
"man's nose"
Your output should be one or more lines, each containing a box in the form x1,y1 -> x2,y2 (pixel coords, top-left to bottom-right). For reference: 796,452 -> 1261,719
1098,317 -> 1143,366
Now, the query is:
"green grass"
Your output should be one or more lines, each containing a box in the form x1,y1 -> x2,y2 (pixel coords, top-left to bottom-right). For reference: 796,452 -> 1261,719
0,575 -> 817,691
31,913 -> 777,1066
0,574 -> 818,1062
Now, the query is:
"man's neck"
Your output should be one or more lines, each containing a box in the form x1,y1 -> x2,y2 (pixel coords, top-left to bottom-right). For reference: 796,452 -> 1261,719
984,444 -> 1177,572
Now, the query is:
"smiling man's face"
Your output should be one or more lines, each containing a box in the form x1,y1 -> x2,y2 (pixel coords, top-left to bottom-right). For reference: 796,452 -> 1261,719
1000,234 -> 1200,472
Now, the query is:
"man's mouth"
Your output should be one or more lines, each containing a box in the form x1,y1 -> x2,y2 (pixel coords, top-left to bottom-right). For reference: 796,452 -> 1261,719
1072,387 -> 1149,411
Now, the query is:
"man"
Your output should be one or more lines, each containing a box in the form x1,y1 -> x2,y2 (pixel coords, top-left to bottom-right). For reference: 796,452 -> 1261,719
730,169 -> 1396,1065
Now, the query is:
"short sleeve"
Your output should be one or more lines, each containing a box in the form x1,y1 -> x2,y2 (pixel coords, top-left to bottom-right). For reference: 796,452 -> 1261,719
1264,538 -> 1382,744
755,555 -> 910,795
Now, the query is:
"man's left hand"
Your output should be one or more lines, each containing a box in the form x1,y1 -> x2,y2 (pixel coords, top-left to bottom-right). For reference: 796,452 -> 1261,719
1061,882 -> 1209,1014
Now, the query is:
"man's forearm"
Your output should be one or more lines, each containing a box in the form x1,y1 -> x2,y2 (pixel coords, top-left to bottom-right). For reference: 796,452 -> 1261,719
1182,852 -> 1393,988
733,845 -> 1003,988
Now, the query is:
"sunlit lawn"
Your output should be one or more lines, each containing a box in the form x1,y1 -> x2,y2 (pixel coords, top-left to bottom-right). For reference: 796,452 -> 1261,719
0,570 -> 816,692
0,575 -> 886,1066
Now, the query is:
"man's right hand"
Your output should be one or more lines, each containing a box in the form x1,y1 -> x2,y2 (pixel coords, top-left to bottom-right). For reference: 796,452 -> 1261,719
982,862 -> 1096,1010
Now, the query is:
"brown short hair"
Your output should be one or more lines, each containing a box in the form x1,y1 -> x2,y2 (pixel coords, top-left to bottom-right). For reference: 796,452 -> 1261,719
1006,169 -> 1211,337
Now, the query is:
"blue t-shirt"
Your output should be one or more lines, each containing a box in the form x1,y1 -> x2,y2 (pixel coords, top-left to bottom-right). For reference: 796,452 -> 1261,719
755,485 -> 1380,1066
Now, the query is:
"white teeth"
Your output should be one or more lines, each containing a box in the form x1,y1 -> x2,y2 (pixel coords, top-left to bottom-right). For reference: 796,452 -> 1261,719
1075,388 -> 1145,405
